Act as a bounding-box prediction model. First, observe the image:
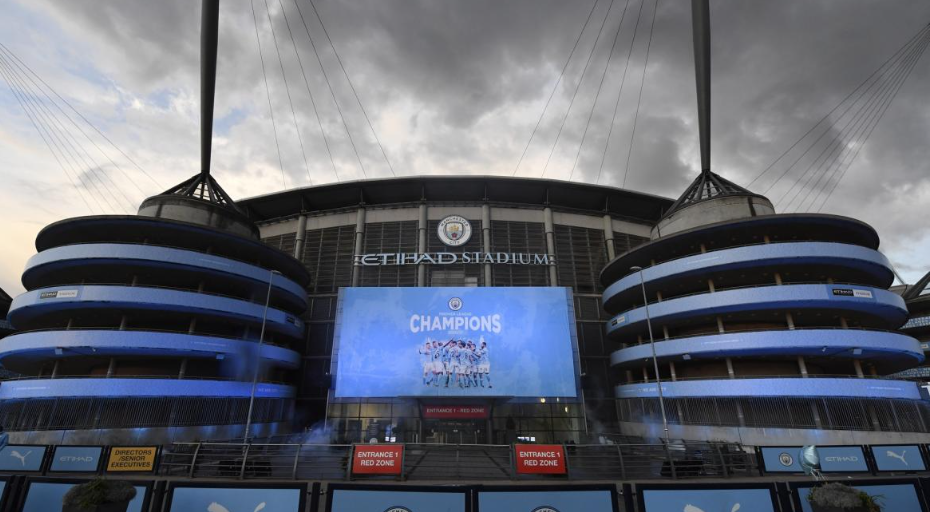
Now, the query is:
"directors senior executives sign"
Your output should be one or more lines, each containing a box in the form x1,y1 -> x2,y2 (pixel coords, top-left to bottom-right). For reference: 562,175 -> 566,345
354,252 -> 555,266
334,287 -> 578,398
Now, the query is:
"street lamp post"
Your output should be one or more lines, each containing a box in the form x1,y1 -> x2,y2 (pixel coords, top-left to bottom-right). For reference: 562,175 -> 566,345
631,265 -> 670,445
244,269 -> 281,443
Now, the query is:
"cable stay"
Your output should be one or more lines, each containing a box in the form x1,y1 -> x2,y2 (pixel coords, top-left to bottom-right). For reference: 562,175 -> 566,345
568,0 -> 633,182
262,0 -> 314,186
278,0 -> 340,182
0,42 -> 162,191
250,0 -> 289,189
541,0 -> 618,178
744,22 -> 930,207
596,0 -> 649,185
619,0 -> 659,188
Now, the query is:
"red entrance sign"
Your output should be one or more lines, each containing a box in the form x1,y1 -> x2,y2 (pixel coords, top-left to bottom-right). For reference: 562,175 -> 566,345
422,405 -> 489,419
514,444 -> 567,474
352,444 -> 404,475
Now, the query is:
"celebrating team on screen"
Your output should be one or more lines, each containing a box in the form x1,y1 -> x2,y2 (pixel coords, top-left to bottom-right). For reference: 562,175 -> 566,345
418,337 -> 491,389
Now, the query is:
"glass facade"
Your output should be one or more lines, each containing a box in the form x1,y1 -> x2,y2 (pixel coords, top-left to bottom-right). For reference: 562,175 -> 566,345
262,207 -> 649,444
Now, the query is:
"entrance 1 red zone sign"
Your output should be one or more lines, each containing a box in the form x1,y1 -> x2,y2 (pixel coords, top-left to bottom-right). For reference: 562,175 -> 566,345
352,444 -> 404,475
514,444 -> 567,474
422,405 -> 489,419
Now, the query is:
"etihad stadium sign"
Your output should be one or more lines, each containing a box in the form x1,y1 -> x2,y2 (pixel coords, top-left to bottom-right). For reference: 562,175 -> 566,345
354,252 -> 555,266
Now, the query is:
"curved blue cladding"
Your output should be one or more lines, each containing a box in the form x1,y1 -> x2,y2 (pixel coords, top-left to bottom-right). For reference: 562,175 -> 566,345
606,284 -> 908,338
610,329 -> 924,369
8,285 -> 304,338
23,243 -> 307,309
615,377 -> 920,400
603,242 -> 894,311
0,330 -> 300,368
0,378 -> 295,399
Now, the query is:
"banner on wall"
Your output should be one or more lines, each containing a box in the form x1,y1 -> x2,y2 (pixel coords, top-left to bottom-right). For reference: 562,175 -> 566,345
168,485 -> 304,512
0,445 -> 46,472
514,444 -> 567,474
422,405 -> 489,419
478,488 -> 616,512
871,445 -> 926,471
50,446 -> 103,472
761,446 -> 868,473
352,444 -> 404,475
106,446 -> 157,472
640,486 -> 777,512
329,487 -> 467,512
333,287 -> 579,398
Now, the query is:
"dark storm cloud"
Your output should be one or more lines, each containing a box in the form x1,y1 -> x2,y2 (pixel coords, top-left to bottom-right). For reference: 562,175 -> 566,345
7,0 -> 930,283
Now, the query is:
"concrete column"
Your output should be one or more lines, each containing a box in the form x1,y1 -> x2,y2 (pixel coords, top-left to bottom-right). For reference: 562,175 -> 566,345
179,358 -> 188,379
603,215 -> 615,260
482,204 -> 492,286
417,204 -> 428,286
840,317 -> 849,329
786,312 -> 795,329
51,360 -> 59,379
543,207 -> 558,286
642,367 -> 649,382
798,356 -> 809,377
106,358 -> 116,378
351,207 -> 366,287
774,272 -> 783,285
662,326 -> 670,340
854,360 -> 865,378
119,315 -> 128,331
726,358 -> 735,378
294,214 -> 308,260
707,279 -> 715,292
669,361 -> 677,382
716,317 -> 725,333
189,318 -> 198,335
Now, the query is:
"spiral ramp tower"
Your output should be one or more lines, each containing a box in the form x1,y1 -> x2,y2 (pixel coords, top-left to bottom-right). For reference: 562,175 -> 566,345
0,180 -> 310,445
890,271 -> 930,380
601,172 -> 929,445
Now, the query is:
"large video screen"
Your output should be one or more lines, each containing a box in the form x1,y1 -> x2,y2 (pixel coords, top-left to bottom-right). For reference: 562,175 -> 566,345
334,287 -> 579,398
642,487 -> 776,512
796,483 -> 924,512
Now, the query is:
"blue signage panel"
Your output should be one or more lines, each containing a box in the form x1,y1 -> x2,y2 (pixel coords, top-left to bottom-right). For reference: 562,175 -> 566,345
169,486 -> 302,512
872,445 -> 925,471
797,483 -> 923,512
334,287 -> 579,398
761,446 -> 868,473
22,482 -> 147,512
642,488 -> 776,512
818,446 -> 869,472
760,447 -> 803,473
50,446 -> 103,472
331,489 -> 466,512
0,445 -> 46,471
479,490 -> 614,512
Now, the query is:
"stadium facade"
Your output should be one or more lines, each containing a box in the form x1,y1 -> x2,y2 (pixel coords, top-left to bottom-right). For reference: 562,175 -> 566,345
603,169 -> 928,445
0,172 -> 310,444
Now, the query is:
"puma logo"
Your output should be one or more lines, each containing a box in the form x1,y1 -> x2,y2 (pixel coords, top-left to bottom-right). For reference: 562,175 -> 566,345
207,502 -> 266,512
683,504 -> 740,512
9,450 -> 31,467
886,449 -> 908,466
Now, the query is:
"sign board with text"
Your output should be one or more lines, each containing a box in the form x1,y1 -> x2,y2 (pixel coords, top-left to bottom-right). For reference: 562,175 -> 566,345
50,446 -> 103,472
423,405 -> 489,419
761,446 -> 868,473
106,446 -> 158,472
514,444 -> 567,474
871,445 -> 926,471
352,444 -> 404,475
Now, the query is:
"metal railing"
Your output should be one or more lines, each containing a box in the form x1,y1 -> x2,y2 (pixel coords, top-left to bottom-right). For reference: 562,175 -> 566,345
158,441 -> 759,481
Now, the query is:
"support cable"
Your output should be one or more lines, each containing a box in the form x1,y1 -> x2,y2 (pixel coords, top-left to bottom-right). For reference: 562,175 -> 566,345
0,54 -> 135,213
263,0 -> 314,185
541,0 -> 617,178
0,42 -> 162,190
568,0 -> 632,182
746,23 -> 930,190
620,0 -> 659,188
596,0 -> 648,185
815,33 -> 930,212
0,58 -> 95,213
792,34 -> 929,212
512,0 -> 600,176
776,31 -> 928,210
305,0 -> 395,176
0,54 -> 123,213
250,0 -> 289,189
279,0 -> 340,182
292,0 -> 367,178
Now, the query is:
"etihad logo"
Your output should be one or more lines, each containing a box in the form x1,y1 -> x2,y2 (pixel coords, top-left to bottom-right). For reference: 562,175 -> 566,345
354,252 -> 555,266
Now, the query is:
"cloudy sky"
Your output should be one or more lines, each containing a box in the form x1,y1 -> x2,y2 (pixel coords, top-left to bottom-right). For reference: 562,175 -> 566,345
0,0 -> 929,295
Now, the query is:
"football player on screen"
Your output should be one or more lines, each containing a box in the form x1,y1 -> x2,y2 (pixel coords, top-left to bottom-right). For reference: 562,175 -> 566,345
418,340 -> 433,386
431,340 -> 443,387
478,337 -> 491,388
